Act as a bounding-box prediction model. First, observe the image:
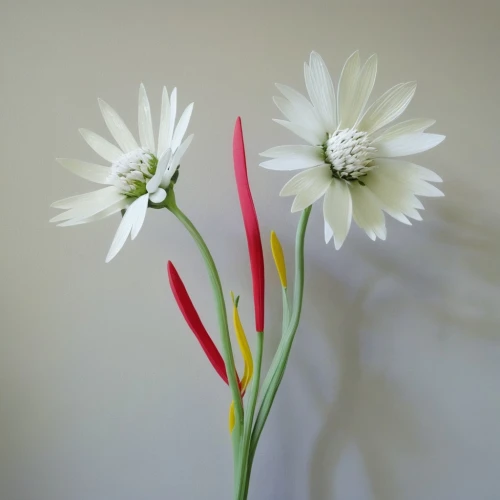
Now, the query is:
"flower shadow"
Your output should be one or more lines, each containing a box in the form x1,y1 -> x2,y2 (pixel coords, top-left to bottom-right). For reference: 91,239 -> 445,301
249,192 -> 500,500
302,266 -> 424,500
301,196 -> 500,500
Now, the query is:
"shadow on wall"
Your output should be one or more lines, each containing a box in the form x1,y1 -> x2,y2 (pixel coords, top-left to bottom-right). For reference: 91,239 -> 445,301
305,273 -> 424,500
287,198 -> 500,500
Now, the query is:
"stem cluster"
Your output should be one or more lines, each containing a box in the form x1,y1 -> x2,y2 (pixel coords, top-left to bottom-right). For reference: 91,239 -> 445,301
167,192 -> 311,500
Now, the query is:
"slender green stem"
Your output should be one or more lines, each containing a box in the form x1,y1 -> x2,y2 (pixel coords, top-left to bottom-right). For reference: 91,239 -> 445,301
236,330 -> 264,500
232,426 -> 241,497
282,287 -> 290,331
248,206 -> 311,464
166,194 -> 244,431
256,286 -> 290,411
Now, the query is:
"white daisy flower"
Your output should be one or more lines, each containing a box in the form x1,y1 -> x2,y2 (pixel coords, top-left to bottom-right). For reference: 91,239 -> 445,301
51,84 -> 194,262
260,51 -> 445,249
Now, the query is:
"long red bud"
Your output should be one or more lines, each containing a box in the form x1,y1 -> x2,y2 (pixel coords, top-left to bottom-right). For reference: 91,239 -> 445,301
233,117 -> 265,332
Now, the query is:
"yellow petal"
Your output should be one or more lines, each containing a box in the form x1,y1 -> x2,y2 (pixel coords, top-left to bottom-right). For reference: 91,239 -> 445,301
270,231 -> 287,288
231,292 -> 254,390
228,401 -> 235,433
228,292 -> 255,434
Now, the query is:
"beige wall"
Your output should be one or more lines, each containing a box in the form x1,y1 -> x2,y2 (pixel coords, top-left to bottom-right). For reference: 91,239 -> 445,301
1,0 -> 500,499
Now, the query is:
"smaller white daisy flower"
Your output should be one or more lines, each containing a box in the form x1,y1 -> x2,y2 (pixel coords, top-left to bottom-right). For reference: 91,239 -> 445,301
260,51 -> 445,249
51,84 -> 194,262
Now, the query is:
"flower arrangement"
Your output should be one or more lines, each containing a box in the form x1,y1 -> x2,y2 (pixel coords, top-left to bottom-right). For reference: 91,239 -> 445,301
51,51 -> 444,499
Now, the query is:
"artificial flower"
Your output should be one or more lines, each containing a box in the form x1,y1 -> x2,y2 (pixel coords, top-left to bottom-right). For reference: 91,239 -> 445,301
233,117 -> 265,332
51,84 -> 194,262
260,51 -> 445,249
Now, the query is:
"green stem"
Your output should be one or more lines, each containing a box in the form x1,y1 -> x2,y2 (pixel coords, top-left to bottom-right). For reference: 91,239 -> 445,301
166,193 -> 244,433
248,206 -> 311,467
236,330 -> 264,500
256,286 -> 290,411
282,287 -> 290,331
232,426 -> 241,497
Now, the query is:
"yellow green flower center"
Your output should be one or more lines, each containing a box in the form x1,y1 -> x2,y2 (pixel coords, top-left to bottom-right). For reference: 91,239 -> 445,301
108,149 -> 158,197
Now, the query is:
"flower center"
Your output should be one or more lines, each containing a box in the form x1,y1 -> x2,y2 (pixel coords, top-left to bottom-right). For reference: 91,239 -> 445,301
324,129 -> 376,182
107,148 -> 158,197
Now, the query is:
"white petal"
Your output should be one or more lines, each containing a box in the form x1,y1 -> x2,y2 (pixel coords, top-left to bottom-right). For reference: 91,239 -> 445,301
261,156 -> 325,171
323,180 -> 352,249
273,95 -> 300,123
275,84 -> 325,138
391,203 -> 422,221
324,221 -> 333,244
374,158 -> 444,185
396,214 -> 412,224
413,182 -> 443,197
105,197 -> 143,263
382,177 -> 444,198
375,133 -> 445,158
340,54 -> 378,129
79,129 -> 123,163
98,98 -> 138,153
365,229 -> 377,241
138,83 -> 155,153
169,134 -> 193,172
161,134 -> 193,188
284,166 -> 332,212
260,144 -> 324,160
291,186 -> 331,212
168,88 -> 177,151
51,189 -> 126,223
280,164 -> 332,196
273,119 -> 324,146
413,197 -> 425,210
149,187 -> 167,204
51,185 -> 119,209
357,82 -> 417,134
364,168 -> 426,224
368,166 -> 426,207
337,51 -> 361,128
275,84 -> 315,113
147,149 -> 171,193
56,158 -> 110,184
130,194 -> 149,240
371,118 -> 436,142
58,198 -> 131,226
157,86 -> 171,158
171,103 -> 194,152
273,97 -> 324,141
349,182 -> 386,240
304,52 -> 336,131
273,95 -> 326,142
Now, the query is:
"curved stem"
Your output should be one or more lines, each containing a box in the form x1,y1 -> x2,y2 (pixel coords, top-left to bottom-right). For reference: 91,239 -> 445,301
236,330 -> 264,500
248,206 -> 311,466
257,292 -> 289,416
166,194 -> 244,430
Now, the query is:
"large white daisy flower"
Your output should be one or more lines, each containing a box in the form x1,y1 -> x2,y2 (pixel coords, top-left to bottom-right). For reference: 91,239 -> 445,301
260,51 -> 445,249
51,84 -> 194,262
